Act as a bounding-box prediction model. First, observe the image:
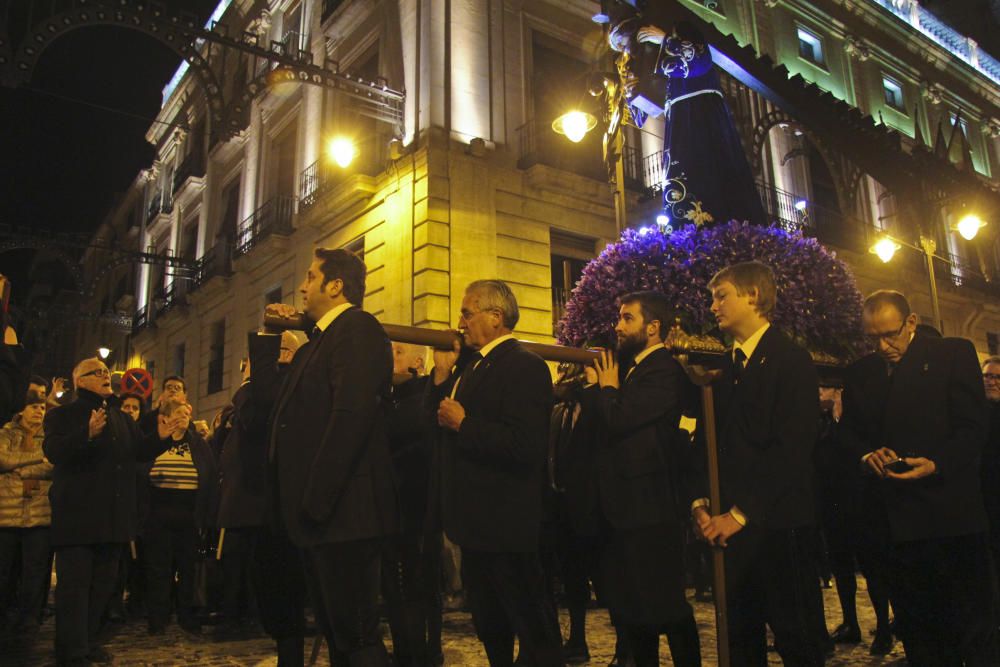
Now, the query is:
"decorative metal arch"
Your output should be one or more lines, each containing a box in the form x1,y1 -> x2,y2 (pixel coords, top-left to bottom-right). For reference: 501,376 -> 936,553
0,239 -> 83,288
82,249 -> 197,300
3,1 -> 226,127
750,109 -> 851,215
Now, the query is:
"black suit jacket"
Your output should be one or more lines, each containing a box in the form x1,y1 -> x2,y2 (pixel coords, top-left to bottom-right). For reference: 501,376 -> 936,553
217,333 -> 285,529
426,338 -> 553,553
269,307 -> 397,547
43,389 -> 171,546
704,326 -> 819,531
840,334 -> 988,543
596,347 -> 692,531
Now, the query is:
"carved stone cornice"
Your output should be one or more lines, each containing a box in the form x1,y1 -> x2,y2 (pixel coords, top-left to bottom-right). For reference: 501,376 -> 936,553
844,35 -> 871,61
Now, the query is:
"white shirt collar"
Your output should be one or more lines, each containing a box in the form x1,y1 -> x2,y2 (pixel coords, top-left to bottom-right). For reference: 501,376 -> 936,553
315,302 -> 353,332
632,342 -> 666,367
477,333 -> 517,359
733,322 -> 770,363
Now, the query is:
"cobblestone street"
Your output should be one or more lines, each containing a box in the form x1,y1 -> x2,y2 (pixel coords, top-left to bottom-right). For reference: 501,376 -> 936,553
1,577 -> 909,666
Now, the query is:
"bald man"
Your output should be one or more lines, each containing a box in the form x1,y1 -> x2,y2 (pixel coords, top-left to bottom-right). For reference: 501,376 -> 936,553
44,357 -> 181,666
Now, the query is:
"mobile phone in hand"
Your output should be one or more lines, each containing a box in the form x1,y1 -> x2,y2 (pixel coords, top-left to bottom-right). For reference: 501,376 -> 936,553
885,458 -> 913,474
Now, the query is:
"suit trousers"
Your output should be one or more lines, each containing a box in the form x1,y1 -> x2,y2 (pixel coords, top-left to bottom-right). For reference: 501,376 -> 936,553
381,531 -> 444,666
143,491 -> 199,630
724,525 -> 825,667
887,532 -> 998,666
460,548 -> 563,667
221,527 -> 256,625
54,543 -> 121,662
300,538 -> 389,667
0,526 -> 50,627
250,526 -> 305,658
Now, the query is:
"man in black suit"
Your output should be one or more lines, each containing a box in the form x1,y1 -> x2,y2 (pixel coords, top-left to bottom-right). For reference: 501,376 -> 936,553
269,248 -> 397,667
427,279 -> 562,667
842,290 -> 997,665
692,261 -> 824,666
217,330 -> 307,663
591,290 -> 701,667
43,357 -> 181,666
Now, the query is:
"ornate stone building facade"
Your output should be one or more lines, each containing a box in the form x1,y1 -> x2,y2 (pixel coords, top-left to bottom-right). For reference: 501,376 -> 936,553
72,0 -> 1000,420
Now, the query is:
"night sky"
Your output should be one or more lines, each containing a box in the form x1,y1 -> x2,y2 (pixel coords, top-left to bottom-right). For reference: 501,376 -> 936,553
0,0 -> 996,306
0,0 -> 219,302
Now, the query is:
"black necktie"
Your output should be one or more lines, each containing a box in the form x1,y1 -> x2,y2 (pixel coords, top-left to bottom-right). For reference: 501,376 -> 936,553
732,348 -> 747,384
455,352 -> 483,400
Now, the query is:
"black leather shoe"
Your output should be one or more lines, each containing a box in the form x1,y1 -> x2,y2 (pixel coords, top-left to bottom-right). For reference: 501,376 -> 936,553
830,623 -> 862,643
870,631 -> 894,656
86,646 -> 113,664
563,641 -> 590,664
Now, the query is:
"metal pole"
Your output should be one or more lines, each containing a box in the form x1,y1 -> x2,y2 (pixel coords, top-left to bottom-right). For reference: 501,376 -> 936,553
612,131 -> 627,234
919,235 -> 943,332
699,383 -> 730,667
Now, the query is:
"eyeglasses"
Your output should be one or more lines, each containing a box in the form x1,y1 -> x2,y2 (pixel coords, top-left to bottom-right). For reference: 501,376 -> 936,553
984,373 -> 1000,382
80,368 -> 110,379
864,321 -> 907,345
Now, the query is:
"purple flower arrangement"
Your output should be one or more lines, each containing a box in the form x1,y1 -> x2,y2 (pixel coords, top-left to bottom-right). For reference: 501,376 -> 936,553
556,221 -> 866,360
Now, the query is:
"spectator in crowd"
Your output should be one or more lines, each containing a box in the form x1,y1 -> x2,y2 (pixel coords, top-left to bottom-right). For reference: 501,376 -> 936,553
692,261 -> 824,665
0,304 -> 29,426
143,399 -> 215,636
427,279 -> 562,667
119,394 -> 143,424
842,290 -> 998,664
591,291 -> 701,667
27,376 -> 67,410
140,376 -> 187,436
0,390 -> 52,636
43,357 -> 179,666
382,342 -> 443,666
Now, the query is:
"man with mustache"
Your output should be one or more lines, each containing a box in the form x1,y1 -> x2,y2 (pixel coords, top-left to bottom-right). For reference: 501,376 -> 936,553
591,290 -> 702,667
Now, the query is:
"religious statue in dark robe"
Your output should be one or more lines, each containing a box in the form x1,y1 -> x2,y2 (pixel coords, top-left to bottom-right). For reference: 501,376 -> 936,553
607,14 -> 766,229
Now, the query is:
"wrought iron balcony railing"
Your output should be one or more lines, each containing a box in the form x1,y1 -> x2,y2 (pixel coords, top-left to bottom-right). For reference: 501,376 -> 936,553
515,118 -> 607,183
131,304 -> 149,335
234,195 -> 295,257
146,190 -> 174,222
173,152 -> 206,192
193,242 -> 234,288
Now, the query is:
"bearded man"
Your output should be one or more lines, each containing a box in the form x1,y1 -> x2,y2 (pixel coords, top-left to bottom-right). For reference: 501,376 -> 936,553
591,290 -> 702,667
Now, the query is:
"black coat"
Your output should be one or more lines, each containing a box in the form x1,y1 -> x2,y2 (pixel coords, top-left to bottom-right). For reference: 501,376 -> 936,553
550,382 -> 602,536
269,307 -> 397,547
0,343 -> 28,425
840,334 -> 988,543
983,402 -> 1000,538
386,374 -> 432,537
596,347 -> 693,532
426,338 -> 553,553
43,389 -> 171,546
702,326 -> 820,530
217,333 -> 286,529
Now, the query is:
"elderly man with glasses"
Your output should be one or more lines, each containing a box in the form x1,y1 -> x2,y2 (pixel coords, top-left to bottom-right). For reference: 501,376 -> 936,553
43,357 -> 183,667
840,290 -> 997,665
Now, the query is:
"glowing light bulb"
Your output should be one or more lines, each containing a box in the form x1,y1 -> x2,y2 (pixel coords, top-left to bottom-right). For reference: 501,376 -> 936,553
656,213 -> 670,227
956,214 -> 985,241
794,200 -> 808,211
97,347 -> 111,359
870,238 -> 900,263
327,138 -> 357,168
552,111 -> 596,143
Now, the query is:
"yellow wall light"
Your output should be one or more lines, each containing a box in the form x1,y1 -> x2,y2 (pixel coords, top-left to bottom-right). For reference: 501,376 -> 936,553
327,137 -> 357,168
955,213 -> 986,241
551,110 -> 597,143
870,237 -> 901,263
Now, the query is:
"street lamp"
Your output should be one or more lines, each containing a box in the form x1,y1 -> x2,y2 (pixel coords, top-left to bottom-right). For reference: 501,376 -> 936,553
552,110 -> 597,144
97,346 -> 111,360
870,237 -> 900,263
955,213 -> 986,241
326,137 -> 357,169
